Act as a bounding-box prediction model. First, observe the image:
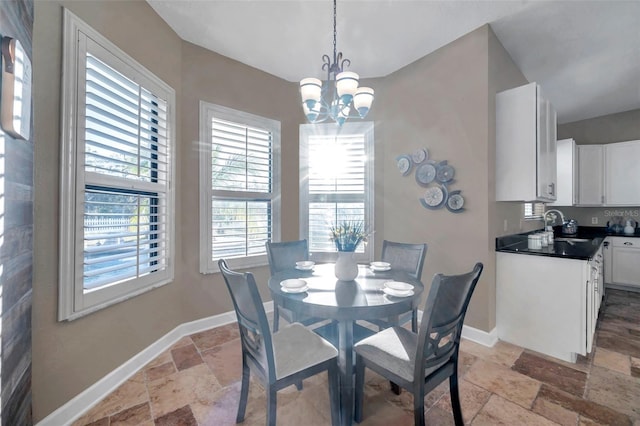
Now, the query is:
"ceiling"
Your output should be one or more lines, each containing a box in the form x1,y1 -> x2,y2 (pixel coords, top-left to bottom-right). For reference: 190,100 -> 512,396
147,0 -> 640,124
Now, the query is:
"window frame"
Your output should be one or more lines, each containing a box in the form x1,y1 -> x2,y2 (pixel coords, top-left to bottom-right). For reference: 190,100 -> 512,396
59,10 -> 176,321
198,102 -> 281,273
299,121 -> 375,263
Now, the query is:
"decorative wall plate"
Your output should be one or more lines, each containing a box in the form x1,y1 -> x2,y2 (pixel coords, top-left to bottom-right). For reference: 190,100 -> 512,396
396,155 -> 412,176
446,190 -> 465,213
411,148 -> 428,164
396,146 -> 465,214
436,162 -> 455,183
415,162 -> 436,186
420,184 -> 448,209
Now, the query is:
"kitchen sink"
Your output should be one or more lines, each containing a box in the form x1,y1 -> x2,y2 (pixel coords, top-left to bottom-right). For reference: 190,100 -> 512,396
554,237 -> 591,243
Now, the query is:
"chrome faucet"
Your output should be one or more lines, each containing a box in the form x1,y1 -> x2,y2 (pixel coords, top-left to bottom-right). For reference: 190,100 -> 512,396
544,209 -> 565,228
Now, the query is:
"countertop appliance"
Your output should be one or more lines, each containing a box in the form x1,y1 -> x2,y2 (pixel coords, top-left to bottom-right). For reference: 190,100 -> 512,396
562,219 -> 579,235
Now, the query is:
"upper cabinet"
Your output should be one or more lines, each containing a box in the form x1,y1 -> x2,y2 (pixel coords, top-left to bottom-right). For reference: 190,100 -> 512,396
549,138 -> 576,206
605,140 -> 640,206
577,145 -> 605,206
496,82 -> 557,202
576,140 -> 640,206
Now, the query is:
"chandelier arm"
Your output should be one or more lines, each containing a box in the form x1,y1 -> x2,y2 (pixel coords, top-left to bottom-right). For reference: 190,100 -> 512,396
322,54 -> 331,72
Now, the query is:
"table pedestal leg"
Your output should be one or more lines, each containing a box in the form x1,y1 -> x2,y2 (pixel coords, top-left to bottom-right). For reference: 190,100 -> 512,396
338,320 -> 354,426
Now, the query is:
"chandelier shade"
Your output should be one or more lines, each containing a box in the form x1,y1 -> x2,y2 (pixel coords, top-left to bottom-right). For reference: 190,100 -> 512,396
299,0 -> 374,126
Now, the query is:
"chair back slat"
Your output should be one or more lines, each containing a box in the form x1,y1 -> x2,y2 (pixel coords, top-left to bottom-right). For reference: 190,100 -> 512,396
415,263 -> 483,376
219,259 -> 275,377
381,240 -> 427,279
266,239 -> 309,274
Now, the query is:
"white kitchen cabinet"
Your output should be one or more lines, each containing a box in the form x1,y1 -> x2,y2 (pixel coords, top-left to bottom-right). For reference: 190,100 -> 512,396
605,140 -> 640,205
609,237 -> 640,289
576,140 -> 640,206
549,138 -> 576,206
496,82 -> 557,202
577,144 -> 604,205
497,252 -> 596,363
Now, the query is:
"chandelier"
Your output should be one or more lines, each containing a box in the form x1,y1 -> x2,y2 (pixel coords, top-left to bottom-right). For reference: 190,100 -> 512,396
299,0 -> 374,126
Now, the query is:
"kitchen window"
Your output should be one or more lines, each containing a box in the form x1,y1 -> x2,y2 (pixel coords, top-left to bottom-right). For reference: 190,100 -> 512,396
199,102 -> 281,273
524,202 -> 545,219
59,10 -> 176,320
299,122 -> 374,263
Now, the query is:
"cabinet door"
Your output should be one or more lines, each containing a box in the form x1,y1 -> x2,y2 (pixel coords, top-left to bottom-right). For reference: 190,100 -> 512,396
496,83 -> 538,201
605,140 -> 640,205
577,145 -> 604,205
585,264 -> 595,354
549,138 -> 575,206
536,91 -> 557,201
612,241 -> 640,288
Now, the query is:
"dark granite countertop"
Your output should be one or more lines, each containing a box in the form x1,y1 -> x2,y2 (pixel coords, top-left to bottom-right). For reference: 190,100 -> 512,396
495,226 -> 640,261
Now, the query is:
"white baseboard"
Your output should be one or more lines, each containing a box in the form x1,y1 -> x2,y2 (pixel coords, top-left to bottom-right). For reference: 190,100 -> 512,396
461,324 -> 498,347
39,301 -> 488,425
416,309 -> 497,348
38,301 -> 275,426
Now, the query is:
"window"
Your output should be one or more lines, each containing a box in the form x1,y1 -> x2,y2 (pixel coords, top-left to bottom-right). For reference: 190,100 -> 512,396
59,10 -> 175,320
199,102 -> 281,273
524,202 -> 545,219
300,122 -> 374,263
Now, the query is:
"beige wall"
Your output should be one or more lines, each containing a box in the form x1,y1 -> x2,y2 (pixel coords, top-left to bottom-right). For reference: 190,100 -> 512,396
32,1 -> 186,419
177,41 -> 302,318
377,25 -> 492,331
558,108 -> 640,145
32,3 -> 537,420
32,0 -> 305,420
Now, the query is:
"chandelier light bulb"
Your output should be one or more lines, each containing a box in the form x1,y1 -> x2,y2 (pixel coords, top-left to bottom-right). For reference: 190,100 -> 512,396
336,71 -> 359,104
354,87 -> 374,118
300,78 -> 323,109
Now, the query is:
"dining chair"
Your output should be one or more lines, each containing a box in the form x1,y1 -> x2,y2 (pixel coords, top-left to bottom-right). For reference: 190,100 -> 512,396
353,262 -> 484,426
380,240 -> 428,332
266,239 -> 323,332
218,259 -> 340,426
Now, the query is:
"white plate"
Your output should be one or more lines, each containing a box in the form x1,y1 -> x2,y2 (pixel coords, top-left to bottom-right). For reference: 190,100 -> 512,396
370,261 -> 391,269
280,278 -> 307,289
384,281 -> 414,292
295,265 -> 314,271
383,288 -> 414,298
281,285 -> 309,294
370,266 -> 391,272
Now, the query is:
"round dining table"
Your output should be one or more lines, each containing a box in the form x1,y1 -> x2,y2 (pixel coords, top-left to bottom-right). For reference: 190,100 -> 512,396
268,263 -> 424,426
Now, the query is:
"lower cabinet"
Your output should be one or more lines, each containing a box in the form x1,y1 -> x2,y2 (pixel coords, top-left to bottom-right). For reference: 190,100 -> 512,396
497,252 -> 599,363
605,237 -> 640,289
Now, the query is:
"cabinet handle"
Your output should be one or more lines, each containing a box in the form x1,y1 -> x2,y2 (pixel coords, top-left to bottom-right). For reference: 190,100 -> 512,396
548,183 -> 555,196
624,242 -> 634,246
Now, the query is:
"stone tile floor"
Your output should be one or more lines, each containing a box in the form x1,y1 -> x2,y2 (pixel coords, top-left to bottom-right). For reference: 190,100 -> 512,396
73,289 -> 640,425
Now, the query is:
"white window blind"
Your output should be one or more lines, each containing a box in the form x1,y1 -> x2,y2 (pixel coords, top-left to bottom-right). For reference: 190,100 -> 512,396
300,122 -> 374,262
59,10 -> 175,320
308,134 -> 366,253
83,54 -> 170,290
199,103 -> 280,273
524,202 -> 545,219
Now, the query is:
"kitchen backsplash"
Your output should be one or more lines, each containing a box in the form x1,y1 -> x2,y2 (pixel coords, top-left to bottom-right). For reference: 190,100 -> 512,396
556,206 -> 640,229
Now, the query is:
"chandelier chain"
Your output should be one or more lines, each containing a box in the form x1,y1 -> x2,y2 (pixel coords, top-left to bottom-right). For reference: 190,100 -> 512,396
333,0 -> 337,63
